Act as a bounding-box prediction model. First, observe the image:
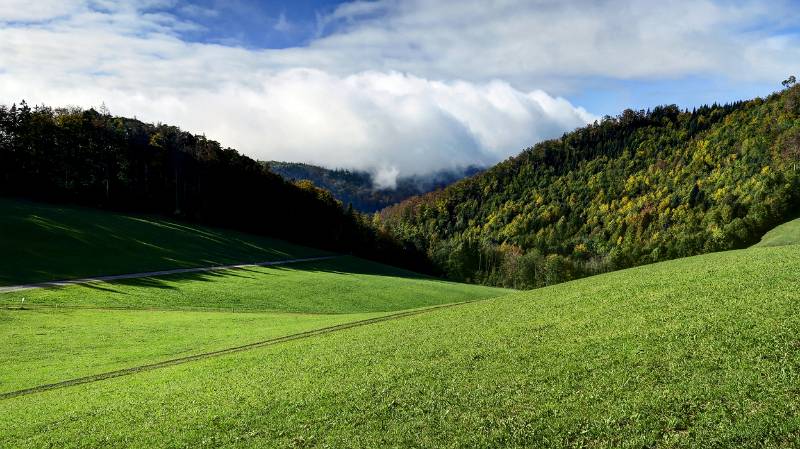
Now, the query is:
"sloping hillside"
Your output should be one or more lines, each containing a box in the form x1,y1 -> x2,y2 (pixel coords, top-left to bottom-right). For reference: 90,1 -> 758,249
753,217 -> 800,248
0,254 -> 509,394
378,86 -> 800,287
3,242 -> 798,447
0,199 -> 509,396
0,198 -> 328,285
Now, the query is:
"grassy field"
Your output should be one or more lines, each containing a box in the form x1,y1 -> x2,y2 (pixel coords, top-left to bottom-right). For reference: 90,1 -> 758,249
0,197 -> 327,286
0,199 -> 510,408
0,308 -> 388,394
0,256 -> 508,394
0,256 -> 506,314
753,217 -> 800,248
2,243 -> 799,447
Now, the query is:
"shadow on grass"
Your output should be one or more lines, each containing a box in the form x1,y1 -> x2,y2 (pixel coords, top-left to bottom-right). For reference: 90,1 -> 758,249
80,282 -> 130,294
110,266 -> 264,290
0,196 -> 331,287
1,256 -> 438,296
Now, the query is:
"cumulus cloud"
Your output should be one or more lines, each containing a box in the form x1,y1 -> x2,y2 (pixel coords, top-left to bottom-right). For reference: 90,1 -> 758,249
294,0 -> 800,90
0,1 -> 596,183
0,67 -> 593,187
0,0 -> 798,182
0,0 -> 83,22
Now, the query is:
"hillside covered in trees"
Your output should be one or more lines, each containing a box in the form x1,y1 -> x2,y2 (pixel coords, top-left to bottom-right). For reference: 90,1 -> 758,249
377,84 -> 800,288
4,84 -> 799,290
0,103 -> 428,270
266,161 -> 481,213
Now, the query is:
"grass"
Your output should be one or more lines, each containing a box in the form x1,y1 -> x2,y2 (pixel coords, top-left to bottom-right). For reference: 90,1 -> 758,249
0,198 -> 510,411
0,256 -> 508,395
0,256 -> 509,314
0,197 -> 327,286
2,245 -> 799,447
752,217 -> 800,248
0,200 -> 510,401
0,308 -> 387,394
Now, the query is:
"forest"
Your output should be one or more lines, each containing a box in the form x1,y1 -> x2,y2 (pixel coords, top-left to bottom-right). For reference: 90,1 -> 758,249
376,84 -> 800,288
0,103 -> 429,271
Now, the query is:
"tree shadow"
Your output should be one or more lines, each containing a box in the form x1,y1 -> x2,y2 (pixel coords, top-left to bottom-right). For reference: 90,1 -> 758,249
98,256 -> 433,292
264,256 -> 433,280
0,256 -> 460,314
110,266 -> 263,290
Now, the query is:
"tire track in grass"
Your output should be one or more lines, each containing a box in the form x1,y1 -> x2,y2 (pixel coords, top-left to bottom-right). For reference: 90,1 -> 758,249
0,297 -> 498,400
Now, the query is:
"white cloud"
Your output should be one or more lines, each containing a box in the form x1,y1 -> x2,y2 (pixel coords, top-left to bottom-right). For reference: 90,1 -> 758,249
0,0 -> 798,182
0,67 -> 593,187
374,167 -> 401,190
289,0 -> 800,91
0,0 -> 84,22
273,12 -> 292,32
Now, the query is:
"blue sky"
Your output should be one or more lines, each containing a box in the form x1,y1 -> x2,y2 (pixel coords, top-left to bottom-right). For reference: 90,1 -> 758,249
160,0 -> 795,116
155,0 -> 796,114
165,0 -> 346,49
1,0 -> 799,185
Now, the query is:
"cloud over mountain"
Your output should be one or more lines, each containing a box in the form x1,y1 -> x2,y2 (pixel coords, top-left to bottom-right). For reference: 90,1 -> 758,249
1,0 -> 797,180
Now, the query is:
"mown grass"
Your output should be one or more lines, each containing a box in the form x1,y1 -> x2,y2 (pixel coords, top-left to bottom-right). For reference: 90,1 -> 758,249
753,217 -> 800,248
3,245 -> 799,447
0,308 -> 387,394
0,198 -> 511,409
0,256 -> 510,314
0,197 -> 326,286
0,257 -> 508,394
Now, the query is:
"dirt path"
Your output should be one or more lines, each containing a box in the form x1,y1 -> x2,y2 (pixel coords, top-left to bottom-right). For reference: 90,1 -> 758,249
0,255 -> 340,294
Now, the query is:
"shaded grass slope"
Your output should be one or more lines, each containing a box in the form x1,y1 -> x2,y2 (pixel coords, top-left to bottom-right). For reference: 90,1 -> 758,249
753,217 -> 800,248
2,245 -> 799,447
0,198 -> 326,286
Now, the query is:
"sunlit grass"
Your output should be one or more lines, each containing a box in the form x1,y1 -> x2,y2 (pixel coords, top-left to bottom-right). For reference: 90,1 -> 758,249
0,308 -> 387,394
2,245 -> 799,447
0,256 -> 510,314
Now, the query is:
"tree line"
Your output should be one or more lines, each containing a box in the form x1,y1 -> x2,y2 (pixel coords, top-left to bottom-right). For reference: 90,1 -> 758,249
0,103 -> 431,272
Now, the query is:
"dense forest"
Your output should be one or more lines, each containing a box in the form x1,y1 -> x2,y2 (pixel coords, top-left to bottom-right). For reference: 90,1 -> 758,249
0,103 -> 430,271
266,161 -> 480,213
377,84 -> 800,288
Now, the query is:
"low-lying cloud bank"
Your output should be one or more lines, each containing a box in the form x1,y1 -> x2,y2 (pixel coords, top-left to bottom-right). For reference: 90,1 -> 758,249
198,69 -> 595,188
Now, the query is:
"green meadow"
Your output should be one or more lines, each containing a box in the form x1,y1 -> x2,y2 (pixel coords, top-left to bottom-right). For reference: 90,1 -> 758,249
3,244 -> 800,447
0,256 -> 506,314
0,197 -> 326,286
2,198 -> 800,448
0,199 -> 509,405
0,255 -> 508,394
0,308 -> 387,394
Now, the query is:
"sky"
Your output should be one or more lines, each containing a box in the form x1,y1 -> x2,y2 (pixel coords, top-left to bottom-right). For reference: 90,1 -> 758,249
1,0 -> 799,188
